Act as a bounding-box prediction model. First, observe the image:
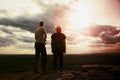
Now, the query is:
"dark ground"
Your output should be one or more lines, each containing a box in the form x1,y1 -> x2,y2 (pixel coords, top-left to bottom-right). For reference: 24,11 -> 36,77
0,53 -> 120,80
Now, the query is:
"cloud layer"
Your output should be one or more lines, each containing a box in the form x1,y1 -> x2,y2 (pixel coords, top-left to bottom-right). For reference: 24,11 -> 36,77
0,0 -> 76,33
88,25 -> 120,44
0,0 -> 120,54
0,0 -> 120,33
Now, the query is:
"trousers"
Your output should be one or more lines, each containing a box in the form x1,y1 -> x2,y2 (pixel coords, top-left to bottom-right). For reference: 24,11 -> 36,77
53,51 -> 63,69
34,42 -> 47,72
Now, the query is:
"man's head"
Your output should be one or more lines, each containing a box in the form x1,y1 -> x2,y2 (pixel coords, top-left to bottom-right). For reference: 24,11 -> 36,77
55,26 -> 62,33
39,21 -> 44,26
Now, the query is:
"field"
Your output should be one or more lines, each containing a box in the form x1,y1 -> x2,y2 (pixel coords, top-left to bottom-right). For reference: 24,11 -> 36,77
0,53 -> 120,80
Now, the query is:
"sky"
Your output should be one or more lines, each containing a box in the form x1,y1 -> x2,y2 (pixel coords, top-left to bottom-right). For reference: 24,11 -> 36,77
0,0 -> 120,54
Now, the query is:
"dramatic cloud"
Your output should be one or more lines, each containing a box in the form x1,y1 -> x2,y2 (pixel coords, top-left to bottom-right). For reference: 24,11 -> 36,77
0,25 -> 34,47
0,0 -> 120,33
0,0 -> 76,33
0,25 -> 52,54
0,37 -> 15,47
0,5 -> 70,33
0,0 -> 120,54
0,17 -> 38,32
88,24 -> 120,44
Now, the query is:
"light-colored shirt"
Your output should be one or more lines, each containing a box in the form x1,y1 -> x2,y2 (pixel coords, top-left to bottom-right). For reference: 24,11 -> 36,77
35,26 -> 46,43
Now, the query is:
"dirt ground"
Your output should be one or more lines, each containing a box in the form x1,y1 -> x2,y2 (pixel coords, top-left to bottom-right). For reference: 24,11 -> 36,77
0,65 -> 120,80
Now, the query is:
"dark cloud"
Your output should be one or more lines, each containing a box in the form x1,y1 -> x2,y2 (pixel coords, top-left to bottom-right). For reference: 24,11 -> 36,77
88,24 -> 120,44
0,26 -> 15,47
116,0 -> 120,5
0,26 -> 34,47
0,37 -> 16,47
0,1 -> 72,33
88,25 -> 116,37
17,36 -> 34,43
0,26 -> 13,34
0,17 -> 38,32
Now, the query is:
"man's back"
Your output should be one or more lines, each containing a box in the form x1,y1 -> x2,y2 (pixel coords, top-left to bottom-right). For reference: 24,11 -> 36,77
34,21 -> 47,74
35,27 -> 46,43
51,32 -> 66,52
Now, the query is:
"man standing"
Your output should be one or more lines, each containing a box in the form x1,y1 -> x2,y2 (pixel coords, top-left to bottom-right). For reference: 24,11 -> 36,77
51,26 -> 66,70
34,21 -> 47,74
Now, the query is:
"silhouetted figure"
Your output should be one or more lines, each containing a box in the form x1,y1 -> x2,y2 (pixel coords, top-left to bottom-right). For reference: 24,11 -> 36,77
34,21 -> 47,74
51,26 -> 66,70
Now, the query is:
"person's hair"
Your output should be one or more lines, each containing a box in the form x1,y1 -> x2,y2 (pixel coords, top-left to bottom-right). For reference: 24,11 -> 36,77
56,26 -> 61,33
39,21 -> 44,26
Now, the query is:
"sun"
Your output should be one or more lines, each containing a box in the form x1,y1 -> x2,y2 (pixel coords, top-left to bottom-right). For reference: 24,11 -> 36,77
67,2 -> 94,30
68,11 -> 92,29
64,1 -> 95,45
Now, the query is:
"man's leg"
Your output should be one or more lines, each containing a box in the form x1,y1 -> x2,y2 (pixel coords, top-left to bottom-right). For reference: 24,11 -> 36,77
34,43 -> 40,73
41,44 -> 47,74
59,52 -> 63,69
53,53 -> 58,69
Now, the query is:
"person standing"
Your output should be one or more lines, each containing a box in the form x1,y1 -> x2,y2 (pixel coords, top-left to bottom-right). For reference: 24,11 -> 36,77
51,26 -> 66,70
34,21 -> 47,74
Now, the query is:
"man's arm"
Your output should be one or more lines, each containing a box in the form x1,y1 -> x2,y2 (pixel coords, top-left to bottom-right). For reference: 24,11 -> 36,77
63,39 -> 66,53
43,32 -> 47,41
51,37 -> 54,53
42,28 -> 47,41
63,34 -> 66,53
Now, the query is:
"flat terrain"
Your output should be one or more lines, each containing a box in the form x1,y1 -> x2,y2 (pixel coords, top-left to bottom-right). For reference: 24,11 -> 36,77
0,53 -> 120,80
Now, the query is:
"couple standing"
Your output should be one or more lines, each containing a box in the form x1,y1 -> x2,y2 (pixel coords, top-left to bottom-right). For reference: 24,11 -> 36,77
34,21 -> 66,74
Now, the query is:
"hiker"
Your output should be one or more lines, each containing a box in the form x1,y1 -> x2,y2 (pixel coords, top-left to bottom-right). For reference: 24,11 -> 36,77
51,26 -> 66,70
34,21 -> 47,74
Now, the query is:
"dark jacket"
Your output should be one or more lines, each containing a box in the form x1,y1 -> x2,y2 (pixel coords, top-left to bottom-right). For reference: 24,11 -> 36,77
51,32 -> 66,53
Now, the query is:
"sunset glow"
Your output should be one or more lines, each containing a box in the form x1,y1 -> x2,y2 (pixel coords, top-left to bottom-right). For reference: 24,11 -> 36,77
67,2 -> 94,30
0,0 -> 120,54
